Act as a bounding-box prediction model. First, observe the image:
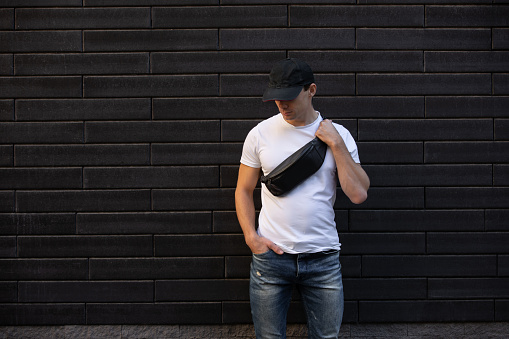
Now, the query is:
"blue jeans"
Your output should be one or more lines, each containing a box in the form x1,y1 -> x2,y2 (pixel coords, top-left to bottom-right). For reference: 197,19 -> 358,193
250,249 -> 344,339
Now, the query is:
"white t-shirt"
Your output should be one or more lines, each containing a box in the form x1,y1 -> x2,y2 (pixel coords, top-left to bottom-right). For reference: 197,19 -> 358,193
240,112 -> 360,254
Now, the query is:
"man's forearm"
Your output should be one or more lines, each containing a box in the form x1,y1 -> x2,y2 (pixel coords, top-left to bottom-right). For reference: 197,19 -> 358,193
235,189 -> 258,244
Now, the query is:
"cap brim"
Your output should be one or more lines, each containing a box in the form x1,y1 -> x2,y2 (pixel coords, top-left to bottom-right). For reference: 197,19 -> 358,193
262,86 -> 302,102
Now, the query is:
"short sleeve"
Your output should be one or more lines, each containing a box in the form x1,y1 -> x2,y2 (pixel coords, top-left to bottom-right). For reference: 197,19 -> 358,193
335,124 -> 361,164
240,127 -> 261,168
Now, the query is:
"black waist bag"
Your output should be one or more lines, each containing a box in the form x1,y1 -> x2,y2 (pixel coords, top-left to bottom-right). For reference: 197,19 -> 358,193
260,137 -> 328,196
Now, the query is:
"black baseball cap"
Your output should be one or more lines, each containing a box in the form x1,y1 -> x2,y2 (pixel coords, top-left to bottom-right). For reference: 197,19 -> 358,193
262,58 -> 315,102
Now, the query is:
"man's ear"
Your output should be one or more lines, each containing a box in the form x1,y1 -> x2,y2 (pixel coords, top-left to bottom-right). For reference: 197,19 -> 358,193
309,83 -> 317,97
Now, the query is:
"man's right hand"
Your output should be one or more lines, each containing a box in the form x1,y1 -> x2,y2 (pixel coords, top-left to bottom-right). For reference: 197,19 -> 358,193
247,234 -> 284,255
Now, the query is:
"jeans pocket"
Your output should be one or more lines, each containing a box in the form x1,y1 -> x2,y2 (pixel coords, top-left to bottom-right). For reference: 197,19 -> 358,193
252,249 -> 272,259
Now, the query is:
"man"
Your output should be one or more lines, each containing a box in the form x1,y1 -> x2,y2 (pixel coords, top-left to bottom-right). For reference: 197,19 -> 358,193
235,58 -> 370,339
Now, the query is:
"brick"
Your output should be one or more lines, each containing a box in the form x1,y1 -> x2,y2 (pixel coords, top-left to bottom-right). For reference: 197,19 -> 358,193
359,300 -> 493,322
336,187 -> 424,209
85,0 -> 217,4
152,51 -> 284,74
291,6 -> 423,27
494,74 -> 509,94
359,119 -> 493,141
220,28 -> 355,50
16,8 -> 150,29
496,300 -> 509,321
486,209 -> 509,231
0,122 -> 82,144
153,97 -> 274,120
0,77 -> 82,98
362,255 -> 496,277
495,165 -> 509,186
222,120 -> 266,142
0,213 -> 75,235
84,30 -> 217,52
351,210 -> 484,232
496,119 -> 509,140
0,236 -> 16,257
2,0 -> 81,5
357,74 -> 491,95
213,211 -> 243,233
0,54 -> 12,76
152,6 -> 287,28
425,51 -> 509,72
86,303 -> 221,325
428,232 -> 509,254
85,121 -> 220,143
314,96 -> 424,118
0,31 -> 82,53
464,323 -> 509,337
121,326 -> 179,339
16,98 -> 151,121
426,188 -> 509,209
152,188 -> 236,211
0,282 -> 16,302
341,233 -> 424,255
151,143 -> 243,165
0,259 -> 88,280
16,190 -> 151,212
426,5 -> 509,27
15,144 -> 150,166
291,51 -> 423,72
429,278 -> 509,299
357,142 -> 423,164
84,166 -> 218,189
155,234 -> 249,256
0,9 -> 13,29
0,145 -> 13,166
0,100 -> 13,121
0,191 -> 14,212
493,28 -> 509,49
361,0 -> 494,4
351,323 -> 408,337
0,304 -> 85,326
77,212 -> 211,234
364,164 -> 492,186
18,235 -> 153,258
501,255 -> 509,276
223,0 -> 355,3
89,257 -> 224,280
19,281 -> 154,302
177,324 -> 255,338
84,75 -> 217,98
220,166 -> 242,188
407,323 -> 466,337
0,168 -> 82,190
156,279 -> 249,301
426,96 -> 509,118
15,53 -> 149,75
357,28 -> 491,50
425,142 -> 509,163
343,278 -> 426,300
221,74 -> 355,97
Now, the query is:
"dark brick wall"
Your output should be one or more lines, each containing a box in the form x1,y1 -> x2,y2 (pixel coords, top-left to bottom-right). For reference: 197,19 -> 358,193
0,0 -> 508,326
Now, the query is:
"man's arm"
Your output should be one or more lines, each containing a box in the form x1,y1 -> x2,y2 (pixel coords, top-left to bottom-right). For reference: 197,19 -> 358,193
235,164 -> 283,254
315,119 -> 370,204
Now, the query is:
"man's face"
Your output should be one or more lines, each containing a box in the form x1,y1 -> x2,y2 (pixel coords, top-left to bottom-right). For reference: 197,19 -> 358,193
275,85 -> 315,126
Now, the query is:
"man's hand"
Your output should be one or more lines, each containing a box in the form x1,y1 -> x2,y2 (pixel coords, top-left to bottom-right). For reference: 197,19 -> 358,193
315,119 -> 343,148
247,233 -> 284,255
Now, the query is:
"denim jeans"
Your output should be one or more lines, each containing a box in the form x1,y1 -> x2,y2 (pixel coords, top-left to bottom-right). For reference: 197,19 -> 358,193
250,249 -> 344,339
